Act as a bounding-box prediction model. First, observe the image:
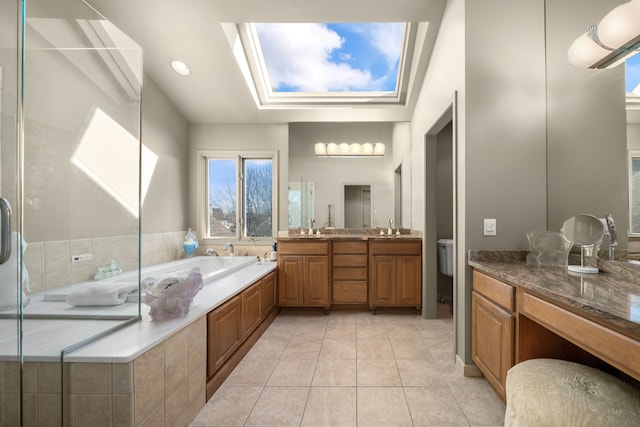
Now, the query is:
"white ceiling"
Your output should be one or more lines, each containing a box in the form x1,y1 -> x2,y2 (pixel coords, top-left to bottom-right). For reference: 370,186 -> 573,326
86,0 -> 446,124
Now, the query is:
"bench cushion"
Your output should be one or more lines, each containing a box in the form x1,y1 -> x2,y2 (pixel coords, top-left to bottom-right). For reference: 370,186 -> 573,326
505,358 -> 640,427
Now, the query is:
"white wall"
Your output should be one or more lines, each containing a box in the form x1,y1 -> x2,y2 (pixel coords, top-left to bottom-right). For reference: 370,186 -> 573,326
407,0 -> 466,349
630,123 -> 640,150
288,122 -> 394,229
546,0 -> 628,241
141,77 -> 190,234
188,123 -> 289,234
407,0 -> 548,366
464,0 -> 547,365
392,122 -> 412,228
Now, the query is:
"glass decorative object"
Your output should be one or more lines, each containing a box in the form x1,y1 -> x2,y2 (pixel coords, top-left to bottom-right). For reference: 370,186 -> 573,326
183,228 -> 199,258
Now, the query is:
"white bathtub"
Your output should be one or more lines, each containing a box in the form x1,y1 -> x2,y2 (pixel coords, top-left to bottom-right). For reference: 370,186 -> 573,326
43,256 -> 258,303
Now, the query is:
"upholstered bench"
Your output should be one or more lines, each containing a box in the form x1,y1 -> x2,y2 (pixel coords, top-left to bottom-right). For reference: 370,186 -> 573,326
505,358 -> 640,427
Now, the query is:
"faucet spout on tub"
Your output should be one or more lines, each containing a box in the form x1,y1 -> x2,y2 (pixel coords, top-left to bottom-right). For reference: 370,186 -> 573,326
204,248 -> 218,256
223,243 -> 235,256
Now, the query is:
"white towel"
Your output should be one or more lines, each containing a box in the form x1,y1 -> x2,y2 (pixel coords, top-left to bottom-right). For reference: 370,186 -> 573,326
66,282 -> 138,306
0,232 -> 30,309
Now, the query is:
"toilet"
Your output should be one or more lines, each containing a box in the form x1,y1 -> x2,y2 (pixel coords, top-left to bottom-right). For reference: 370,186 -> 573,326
437,239 -> 454,276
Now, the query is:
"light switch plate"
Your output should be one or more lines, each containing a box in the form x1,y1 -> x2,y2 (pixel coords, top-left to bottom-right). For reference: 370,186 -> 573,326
484,218 -> 496,236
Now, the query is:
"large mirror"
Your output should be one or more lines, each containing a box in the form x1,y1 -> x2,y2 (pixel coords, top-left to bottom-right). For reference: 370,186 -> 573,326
288,122 -> 394,229
546,0 -> 639,258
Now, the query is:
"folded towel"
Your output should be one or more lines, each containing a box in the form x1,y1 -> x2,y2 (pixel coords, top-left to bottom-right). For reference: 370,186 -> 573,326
66,282 -> 138,306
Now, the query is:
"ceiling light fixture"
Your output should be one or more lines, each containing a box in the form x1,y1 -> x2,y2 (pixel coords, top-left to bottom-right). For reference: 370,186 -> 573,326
314,142 -> 385,157
170,60 -> 191,76
567,0 -> 640,69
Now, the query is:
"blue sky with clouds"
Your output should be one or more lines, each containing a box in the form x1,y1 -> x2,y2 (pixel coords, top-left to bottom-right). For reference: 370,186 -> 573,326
254,23 -> 404,93
627,53 -> 640,94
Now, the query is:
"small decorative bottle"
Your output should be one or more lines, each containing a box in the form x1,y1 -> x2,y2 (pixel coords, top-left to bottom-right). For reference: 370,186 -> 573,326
183,228 -> 199,258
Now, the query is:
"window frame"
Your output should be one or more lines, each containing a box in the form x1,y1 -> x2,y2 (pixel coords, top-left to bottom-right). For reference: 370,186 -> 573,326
197,150 -> 278,243
629,150 -> 640,236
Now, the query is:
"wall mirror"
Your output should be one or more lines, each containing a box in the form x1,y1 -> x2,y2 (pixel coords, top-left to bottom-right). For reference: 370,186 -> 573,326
546,0 -> 640,259
561,214 -> 605,273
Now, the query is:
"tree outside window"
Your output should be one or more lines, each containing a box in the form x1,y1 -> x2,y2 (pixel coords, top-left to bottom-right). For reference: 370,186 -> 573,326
206,154 -> 275,239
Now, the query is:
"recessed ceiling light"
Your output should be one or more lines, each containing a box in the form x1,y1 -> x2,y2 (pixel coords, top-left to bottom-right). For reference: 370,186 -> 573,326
170,60 -> 191,76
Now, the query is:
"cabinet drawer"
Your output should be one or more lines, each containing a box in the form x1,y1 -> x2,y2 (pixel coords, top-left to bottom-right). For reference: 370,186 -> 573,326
277,240 -> 329,255
332,281 -> 367,303
333,240 -> 367,254
333,254 -> 367,267
369,240 -> 421,255
472,271 -> 514,312
333,267 -> 367,280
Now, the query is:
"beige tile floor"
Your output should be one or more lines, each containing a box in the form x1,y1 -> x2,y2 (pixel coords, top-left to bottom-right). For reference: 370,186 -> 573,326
191,305 -> 505,427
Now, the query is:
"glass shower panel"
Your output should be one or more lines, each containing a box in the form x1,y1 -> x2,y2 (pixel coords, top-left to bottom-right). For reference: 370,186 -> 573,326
2,0 -> 143,424
0,1 -> 22,425
288,178 -> 314,228
23,0 -> 143,308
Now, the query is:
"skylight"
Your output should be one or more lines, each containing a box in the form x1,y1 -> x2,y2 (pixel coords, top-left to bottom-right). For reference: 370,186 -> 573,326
253,23 -> 404,93
233,22 -> 415,107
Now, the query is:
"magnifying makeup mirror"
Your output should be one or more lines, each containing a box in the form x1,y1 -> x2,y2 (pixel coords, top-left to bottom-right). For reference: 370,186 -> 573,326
561,214 -> 605,274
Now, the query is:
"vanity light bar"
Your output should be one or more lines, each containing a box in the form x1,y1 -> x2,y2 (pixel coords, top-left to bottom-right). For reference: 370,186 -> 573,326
567,0 -> 640,69
314,142 -> 385,157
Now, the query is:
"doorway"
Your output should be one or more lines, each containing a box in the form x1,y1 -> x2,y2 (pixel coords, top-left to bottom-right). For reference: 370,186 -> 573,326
424,94 -> 457,321
344,184 -> 372,228
394,164 -> 402,228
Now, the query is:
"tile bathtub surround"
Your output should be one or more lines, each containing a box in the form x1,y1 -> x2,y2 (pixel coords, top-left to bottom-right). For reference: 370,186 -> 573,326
23,230 -> 277,295
23,231 -> 191,294
68,316 -> 206,427
191,307 -> 505,427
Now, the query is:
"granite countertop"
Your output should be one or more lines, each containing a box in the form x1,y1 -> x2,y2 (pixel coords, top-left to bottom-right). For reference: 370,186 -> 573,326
468,253 -> 640,340
278,228 -> 422,240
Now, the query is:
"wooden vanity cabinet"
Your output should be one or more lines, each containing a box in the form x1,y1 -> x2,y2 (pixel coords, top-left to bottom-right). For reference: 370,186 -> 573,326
206,271 -> 278,399
242,282 -> 262,337
369,240 -> 422,312
207,295 -> 242,377
332,240 -> 368,304
277,240 -> 330,309
260,270 -> 276,318
471,270 -> 515,401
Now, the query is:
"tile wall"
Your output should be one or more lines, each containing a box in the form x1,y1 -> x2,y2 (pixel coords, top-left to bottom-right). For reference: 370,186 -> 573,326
22,231 -> 273,295
0,316 -> 206,427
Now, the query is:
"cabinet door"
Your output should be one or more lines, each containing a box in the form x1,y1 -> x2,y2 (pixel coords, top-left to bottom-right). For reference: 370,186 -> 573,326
207,296 -> 242,378
242,283 -> 262,337
397,255 -> 421,306
370,256 -> 396,306
303,256 -> 329,305
260,272 -> 276,318
471,290 -> 514,401
278,256 -> 304,305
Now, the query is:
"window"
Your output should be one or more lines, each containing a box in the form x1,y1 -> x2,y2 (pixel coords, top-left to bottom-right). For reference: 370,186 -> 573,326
200,151 -> 277,240
228,21 -> 418,108
630,151 -> 640,235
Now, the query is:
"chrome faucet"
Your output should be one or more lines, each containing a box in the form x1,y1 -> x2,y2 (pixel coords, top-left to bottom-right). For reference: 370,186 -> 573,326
204,248 -> 218,256
387,218 -> 393,235
606,214 -> 618,261
223,243 -> 235,256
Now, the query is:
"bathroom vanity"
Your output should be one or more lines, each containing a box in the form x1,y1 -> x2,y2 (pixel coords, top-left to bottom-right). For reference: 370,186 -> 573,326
469,252 -> 640,401
276,233 -> 422,312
